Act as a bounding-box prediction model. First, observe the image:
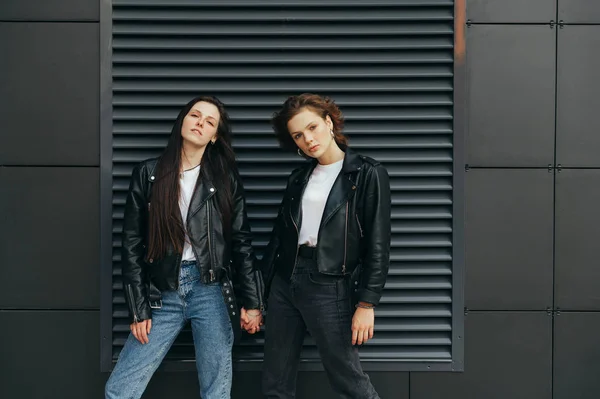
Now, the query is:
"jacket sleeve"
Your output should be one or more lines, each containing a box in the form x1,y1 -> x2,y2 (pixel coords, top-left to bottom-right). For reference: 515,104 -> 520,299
358,164 -> 391,306
230,174 -> 263,310
121,163 -> 152,323
259,171 -> 295,290
258,197 -> 283,285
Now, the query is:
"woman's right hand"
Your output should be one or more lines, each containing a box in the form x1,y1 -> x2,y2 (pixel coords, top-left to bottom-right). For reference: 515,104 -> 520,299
130,319 -> 152,344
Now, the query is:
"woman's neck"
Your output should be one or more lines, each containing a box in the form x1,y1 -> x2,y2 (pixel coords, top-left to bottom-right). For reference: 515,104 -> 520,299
317,142 -> 345,165
181,143 -> 205,171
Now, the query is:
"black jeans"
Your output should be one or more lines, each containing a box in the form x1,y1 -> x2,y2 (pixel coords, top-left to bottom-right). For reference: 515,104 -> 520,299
262,256 -> 380,399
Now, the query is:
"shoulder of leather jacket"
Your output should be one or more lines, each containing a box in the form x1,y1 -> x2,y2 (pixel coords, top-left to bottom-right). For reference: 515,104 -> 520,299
359,155 -> 381,167
228,168 -> 243,184
135,157 -> 159,182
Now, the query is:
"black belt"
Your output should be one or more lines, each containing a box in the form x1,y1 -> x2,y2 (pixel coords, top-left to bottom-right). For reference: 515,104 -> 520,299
298,245 -> 317,260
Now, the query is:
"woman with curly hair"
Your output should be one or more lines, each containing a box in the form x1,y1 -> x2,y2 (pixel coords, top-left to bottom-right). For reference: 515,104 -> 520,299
261,93 -> 391,398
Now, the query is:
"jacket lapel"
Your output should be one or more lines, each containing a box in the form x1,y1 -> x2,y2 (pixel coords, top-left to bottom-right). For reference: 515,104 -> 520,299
320,173 -> 354,226
289,148 -> 363,230
320,148 -> 362,226
289,162 -> 316,229
187,174 -> 216,222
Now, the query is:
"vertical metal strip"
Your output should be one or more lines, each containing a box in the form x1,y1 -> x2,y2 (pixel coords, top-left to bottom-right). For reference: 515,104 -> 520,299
99,0 -> 114,372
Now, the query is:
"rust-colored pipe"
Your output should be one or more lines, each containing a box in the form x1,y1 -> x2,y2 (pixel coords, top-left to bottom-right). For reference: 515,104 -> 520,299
455,0 -> 466,65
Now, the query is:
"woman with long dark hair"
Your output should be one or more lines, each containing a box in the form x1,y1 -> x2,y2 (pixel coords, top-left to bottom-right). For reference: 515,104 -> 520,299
261,93 -> 391,398
105,96 -> 263,399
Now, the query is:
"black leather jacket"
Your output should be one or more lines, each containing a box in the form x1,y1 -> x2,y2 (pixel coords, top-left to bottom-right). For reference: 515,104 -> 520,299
121,158 -> 263,340
261,148 -> 391,306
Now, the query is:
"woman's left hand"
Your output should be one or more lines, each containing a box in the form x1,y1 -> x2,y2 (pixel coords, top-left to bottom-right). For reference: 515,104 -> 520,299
351,304 -> 375,345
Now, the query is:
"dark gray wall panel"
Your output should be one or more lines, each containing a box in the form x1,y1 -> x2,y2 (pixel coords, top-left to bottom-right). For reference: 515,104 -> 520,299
368,372 -> 409,399
556,26 -> 600,167
0,0 -> 98,21
465,169 -> 553,310
466,26 -> 555,167
555,170 -> 600,309
554,312 -> 600,399
411,312 -> 552,399
467,0 -> 556,23
0,23 -> 99,166
0,311 -> 105,398
0,167 -> 99,308
558,0 -> 600,23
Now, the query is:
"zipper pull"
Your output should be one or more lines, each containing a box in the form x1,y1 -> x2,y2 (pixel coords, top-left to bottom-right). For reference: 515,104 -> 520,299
342,265 -> 346,274
209,269 -> 215,282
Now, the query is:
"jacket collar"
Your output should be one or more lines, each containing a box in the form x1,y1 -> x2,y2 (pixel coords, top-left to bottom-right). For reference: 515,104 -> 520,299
341,147 -> 363,174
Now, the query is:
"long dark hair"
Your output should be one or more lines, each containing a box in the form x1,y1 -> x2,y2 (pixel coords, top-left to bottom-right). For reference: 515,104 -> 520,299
147,96 -> 237,260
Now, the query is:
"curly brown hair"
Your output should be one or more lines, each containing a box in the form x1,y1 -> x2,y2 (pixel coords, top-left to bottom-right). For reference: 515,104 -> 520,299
271,93 -> 348,151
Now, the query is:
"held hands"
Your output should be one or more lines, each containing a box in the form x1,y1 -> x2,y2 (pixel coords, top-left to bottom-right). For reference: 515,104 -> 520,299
130,319 -> 152,344
240,307 -> 263,334
130,308 -> 264,344
352,302 -> 375,345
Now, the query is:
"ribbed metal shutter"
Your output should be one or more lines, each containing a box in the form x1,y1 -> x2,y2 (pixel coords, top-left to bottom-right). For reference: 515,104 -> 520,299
109,0 -> 460,370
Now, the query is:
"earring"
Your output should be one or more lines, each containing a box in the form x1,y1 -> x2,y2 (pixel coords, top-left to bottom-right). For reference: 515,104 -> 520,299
297,149 -> 303,157
330,129 -> 335,137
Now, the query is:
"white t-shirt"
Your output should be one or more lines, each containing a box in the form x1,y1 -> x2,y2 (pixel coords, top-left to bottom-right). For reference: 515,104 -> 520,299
298,159 -> 344,246
179,165 -> 201,261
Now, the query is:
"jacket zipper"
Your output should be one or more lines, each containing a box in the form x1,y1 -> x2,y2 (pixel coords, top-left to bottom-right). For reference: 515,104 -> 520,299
125,284 -> 139,323
256,270 -> 265,311
185,183 -> 216,285
290,206 -> 300,276
289,179 -> 309,277
342,202 -> 348,274
184,180 -> 200,289
186,199 -> 214,284
173,254 -> 182,289
207,202 -> 215,281
356,214 -> 364,238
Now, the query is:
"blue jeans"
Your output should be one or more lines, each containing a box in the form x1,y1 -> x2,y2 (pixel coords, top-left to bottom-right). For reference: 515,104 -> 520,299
105,261 -> 234,399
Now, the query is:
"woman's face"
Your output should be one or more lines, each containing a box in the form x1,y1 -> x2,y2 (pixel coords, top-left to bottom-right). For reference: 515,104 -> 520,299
287,108 -> 335,159
180,101 -> 220,149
